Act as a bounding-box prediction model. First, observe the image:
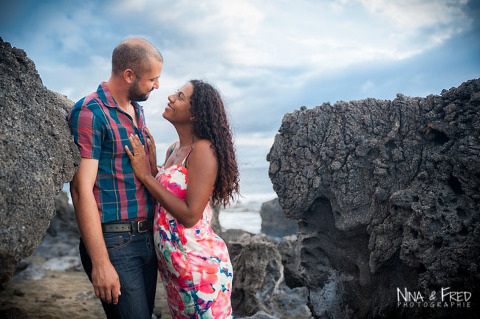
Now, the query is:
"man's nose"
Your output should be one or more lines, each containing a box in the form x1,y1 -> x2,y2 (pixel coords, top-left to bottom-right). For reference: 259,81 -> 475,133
153,78 -> 159,89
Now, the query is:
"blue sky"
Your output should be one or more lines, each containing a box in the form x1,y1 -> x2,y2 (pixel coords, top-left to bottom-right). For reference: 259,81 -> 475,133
2,0 -> 479,197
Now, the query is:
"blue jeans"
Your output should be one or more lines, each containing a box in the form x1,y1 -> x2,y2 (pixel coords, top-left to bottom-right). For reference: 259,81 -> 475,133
79,230 -> 157,319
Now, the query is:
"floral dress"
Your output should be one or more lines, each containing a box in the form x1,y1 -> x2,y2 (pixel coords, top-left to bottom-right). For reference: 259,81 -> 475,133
153,142 -> 233,318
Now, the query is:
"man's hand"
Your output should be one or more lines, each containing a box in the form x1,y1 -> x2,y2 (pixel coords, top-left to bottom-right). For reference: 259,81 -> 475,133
92,261 -> 121,304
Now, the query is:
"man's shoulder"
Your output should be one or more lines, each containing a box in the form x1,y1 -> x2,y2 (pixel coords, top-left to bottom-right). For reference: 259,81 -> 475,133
79,91 -> 103,108
71,91 -> 105,114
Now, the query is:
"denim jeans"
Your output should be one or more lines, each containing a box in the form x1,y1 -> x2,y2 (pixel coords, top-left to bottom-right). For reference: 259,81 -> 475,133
79,230 -> 157,319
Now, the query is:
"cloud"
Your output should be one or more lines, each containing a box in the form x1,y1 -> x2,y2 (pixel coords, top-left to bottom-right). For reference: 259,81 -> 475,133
353,0 -> 470,30
1,0 -> 478,197
2,0 -> 478,167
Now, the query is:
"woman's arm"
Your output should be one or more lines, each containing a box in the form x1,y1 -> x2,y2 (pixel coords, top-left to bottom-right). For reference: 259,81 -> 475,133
126,135 -> 217,227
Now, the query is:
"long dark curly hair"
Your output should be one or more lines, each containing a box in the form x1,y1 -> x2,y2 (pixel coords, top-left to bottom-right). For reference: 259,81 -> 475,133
189,79 -> 240,206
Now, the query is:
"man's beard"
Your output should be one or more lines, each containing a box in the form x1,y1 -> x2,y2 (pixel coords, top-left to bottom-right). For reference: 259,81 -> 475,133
128,80 -> 150,102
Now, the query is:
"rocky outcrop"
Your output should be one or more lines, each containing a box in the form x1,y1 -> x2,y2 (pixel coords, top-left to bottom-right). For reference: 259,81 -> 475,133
0,38 -> 80,288
260,198 -> 297,238
225,231 -> 312,319
276,235 -> 303,289
267,79 -> 480,318
211,204 -> 223,235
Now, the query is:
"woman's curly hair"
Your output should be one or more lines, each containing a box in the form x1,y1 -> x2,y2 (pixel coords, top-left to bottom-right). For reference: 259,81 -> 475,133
189,79 -> 240,206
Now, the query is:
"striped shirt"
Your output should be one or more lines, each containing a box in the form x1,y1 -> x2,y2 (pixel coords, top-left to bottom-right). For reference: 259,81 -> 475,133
67,82 -> 154,223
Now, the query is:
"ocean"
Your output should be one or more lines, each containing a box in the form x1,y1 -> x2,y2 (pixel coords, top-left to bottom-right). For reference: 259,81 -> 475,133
220,165 -> 276,233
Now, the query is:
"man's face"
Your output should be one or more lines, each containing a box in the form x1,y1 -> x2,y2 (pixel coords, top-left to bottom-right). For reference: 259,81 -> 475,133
128,59 -> 163,101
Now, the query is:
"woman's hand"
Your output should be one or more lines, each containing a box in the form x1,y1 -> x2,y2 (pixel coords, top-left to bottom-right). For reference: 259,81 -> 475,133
145,127 -> 158,176
125,134 -> 150,182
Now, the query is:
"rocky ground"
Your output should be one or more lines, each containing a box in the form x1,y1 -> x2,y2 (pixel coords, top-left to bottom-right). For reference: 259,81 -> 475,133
0,193 -> 311,319
0,193 -> 169,319
0,266 -> 168,319
0,244 -> 168,319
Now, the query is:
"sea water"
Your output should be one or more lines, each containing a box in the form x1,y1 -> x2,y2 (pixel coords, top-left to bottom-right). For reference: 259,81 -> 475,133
219,165 -> 277,233
220,192 -> 277,234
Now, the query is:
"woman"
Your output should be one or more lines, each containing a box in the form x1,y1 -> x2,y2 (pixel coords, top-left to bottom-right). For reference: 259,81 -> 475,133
125,80 -> 239,318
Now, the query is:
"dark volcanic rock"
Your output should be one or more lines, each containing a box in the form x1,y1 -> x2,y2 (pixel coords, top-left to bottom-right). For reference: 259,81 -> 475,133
260,198 -> 297,238
0,307 -> 28,319
48,191 -> 79,238
276,235 -> 303,289
229,233 -> 283,316
211,204 -> 223,235
0,38 -> 80,288
228,233 -> 312,319
267,79 -> 480,318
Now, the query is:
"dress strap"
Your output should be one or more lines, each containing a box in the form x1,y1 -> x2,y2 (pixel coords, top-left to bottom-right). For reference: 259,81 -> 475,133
181,145 -> 195,167
166,141 -> 178,161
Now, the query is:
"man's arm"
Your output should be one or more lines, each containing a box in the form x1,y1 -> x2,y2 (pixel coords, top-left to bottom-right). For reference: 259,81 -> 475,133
70,158 -> 121,305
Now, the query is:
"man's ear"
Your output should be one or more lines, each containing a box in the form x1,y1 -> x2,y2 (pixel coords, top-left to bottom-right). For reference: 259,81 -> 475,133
124,69 -> 136,84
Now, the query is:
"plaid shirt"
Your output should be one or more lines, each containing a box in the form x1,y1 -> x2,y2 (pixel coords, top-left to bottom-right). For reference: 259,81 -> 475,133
67,82 -> 154,223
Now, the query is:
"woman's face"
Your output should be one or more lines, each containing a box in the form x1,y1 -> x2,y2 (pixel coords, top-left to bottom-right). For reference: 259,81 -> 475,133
163,82 -> 194,124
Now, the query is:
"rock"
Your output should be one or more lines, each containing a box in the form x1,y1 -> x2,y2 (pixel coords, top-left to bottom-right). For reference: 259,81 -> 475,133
228,233 -> 312,319
210,204 -> 223,235
33,192 -> 81,261
267,79 -> 480,318
0,38 -> 80,288
12,263 -> 45,281
0,307 -> 28,319
48,191 -> 79,238
221,228 -> 254,245
229,234 -> 283,317
237,311 -> 276,319
276,235 -> 303,289
260,198 -> 297,238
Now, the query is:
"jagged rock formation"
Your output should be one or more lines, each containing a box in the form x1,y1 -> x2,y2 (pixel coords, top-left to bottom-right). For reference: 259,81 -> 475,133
0,38 -> 80,288
260,198 -> 297,238
267,79 -> 480,318
224,231 -> 312,319
276,235 -> 303,289
211,204 -> 223,235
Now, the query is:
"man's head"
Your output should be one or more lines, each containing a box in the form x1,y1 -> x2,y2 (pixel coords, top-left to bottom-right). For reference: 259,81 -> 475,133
112,37 -> 163,101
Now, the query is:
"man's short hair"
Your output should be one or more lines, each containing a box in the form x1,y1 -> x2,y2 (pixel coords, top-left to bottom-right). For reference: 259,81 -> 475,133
112,39 -> 163,76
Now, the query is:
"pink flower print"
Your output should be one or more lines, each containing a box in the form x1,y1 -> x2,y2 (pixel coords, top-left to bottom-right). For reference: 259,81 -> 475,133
166,282 -> 185,313
211,289 -> 232,318
170,251 -> 192,281
198,264 -> 219,294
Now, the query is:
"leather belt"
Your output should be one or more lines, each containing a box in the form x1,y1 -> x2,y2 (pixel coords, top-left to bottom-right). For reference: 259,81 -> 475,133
102,219 -> 153,233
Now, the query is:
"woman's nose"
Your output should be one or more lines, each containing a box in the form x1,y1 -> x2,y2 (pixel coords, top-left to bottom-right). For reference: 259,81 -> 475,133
168,94 -> 175,102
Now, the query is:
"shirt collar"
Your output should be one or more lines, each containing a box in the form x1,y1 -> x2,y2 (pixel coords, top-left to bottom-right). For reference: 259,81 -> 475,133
97,81 -> 143,110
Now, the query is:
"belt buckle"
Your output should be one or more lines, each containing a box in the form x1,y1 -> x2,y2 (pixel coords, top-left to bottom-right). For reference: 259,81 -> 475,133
136,220 -> 149,233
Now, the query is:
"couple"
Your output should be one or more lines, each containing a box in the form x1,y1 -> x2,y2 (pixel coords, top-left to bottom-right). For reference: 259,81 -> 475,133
67,38 -> 239,319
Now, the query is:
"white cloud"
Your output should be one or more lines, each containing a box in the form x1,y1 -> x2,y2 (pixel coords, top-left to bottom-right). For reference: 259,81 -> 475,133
353,0 -> 470,31
111,0 -> 472,92
3,0 -> 477,196
19,0 -> 473,125
235,133 -> 275,148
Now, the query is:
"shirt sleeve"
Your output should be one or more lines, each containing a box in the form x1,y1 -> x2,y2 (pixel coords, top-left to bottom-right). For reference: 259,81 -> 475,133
67,101 -> 103,160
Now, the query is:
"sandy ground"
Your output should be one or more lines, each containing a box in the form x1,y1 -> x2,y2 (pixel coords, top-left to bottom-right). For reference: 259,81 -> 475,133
0,258 -> 169,319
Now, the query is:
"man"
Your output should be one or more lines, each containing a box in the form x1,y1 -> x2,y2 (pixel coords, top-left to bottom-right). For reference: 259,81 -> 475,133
67,37 -> 163,318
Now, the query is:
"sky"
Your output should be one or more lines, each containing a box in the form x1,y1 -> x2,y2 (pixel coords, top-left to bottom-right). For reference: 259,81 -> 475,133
1,0 -> 480,198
